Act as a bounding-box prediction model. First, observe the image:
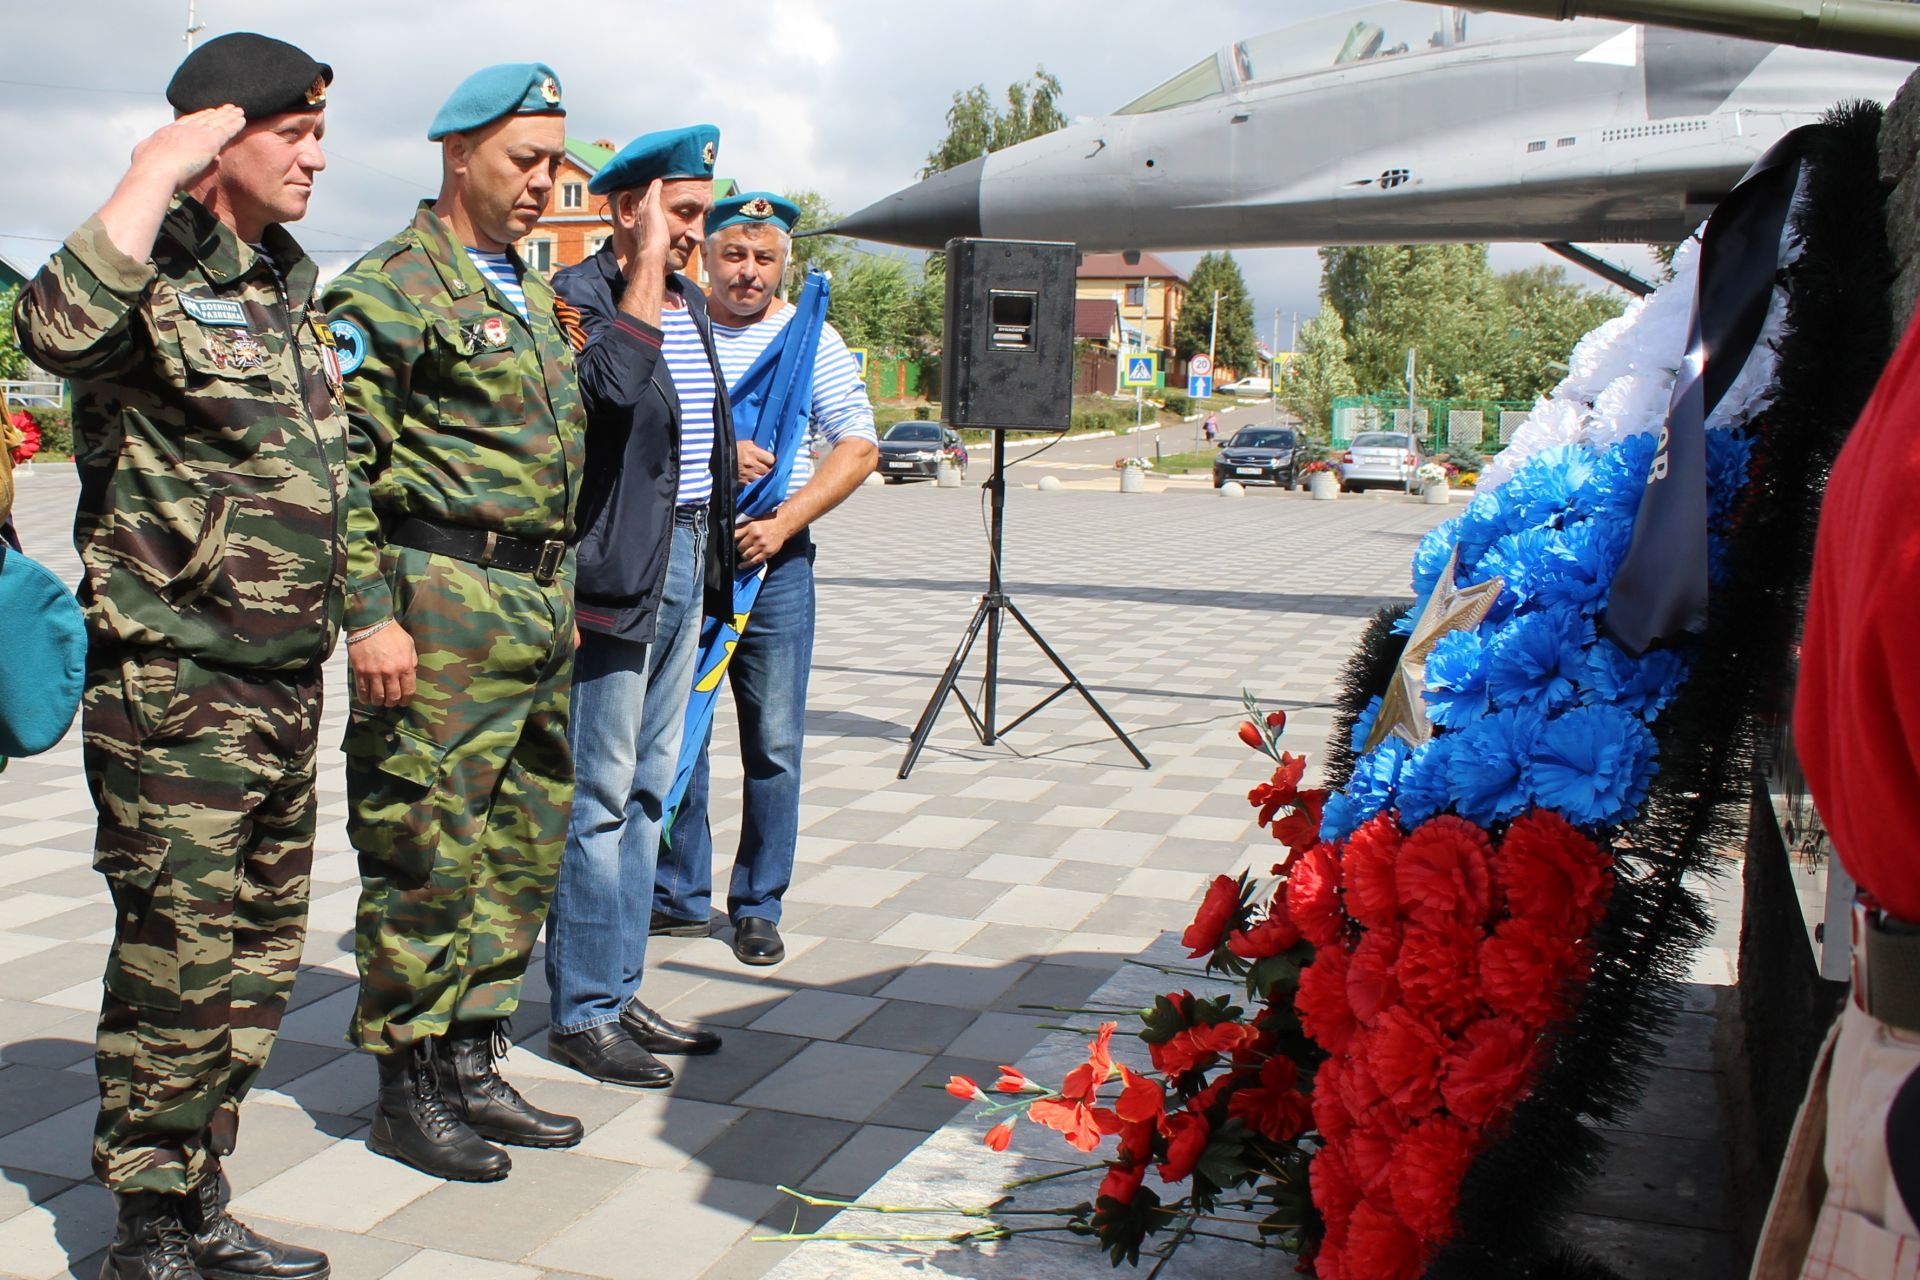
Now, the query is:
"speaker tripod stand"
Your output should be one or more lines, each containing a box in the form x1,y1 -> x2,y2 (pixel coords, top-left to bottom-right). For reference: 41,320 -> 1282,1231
897,432 -> 1151,779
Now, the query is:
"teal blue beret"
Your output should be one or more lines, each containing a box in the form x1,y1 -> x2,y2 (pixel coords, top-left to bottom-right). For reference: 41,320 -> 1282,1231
589,124 -> 720,195
427,62 -> 564,141
707,191 -> 801,236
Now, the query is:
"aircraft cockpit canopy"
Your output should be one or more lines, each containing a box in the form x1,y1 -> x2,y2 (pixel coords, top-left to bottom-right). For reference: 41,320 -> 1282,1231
1114,4 -> 1562,114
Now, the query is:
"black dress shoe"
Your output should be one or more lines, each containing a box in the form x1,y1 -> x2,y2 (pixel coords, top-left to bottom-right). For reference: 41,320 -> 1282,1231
190,1168 -> 330,1279
435,1021 -> 584,1149
620,1000 -> 721,1055
731,917 -> 785,966
548,1021 -> 673,1088
649,911 -> 709,938
368,1043 -> 511,1183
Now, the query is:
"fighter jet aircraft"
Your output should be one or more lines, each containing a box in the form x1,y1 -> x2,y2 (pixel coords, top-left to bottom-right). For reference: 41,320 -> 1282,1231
825,2 -> 1911,273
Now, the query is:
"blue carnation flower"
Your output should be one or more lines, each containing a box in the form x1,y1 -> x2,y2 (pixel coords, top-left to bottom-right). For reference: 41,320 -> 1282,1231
1476,526 -> 1563,621
1412,520 -> 1463,599
1705,429 -> 1754,517
1395,735 -> 1456,826
1447,708 -> 1539,826
1346,738 -> 1410,826
1453,489 -> 1521,572
1583,640 -> 1689,718
1349,696 -> 1385,755
1578,432 -> 1658,524
1507,444 -> 1599,529
1487,608 -> 1591,716
1425,630 -> 1491,728
1532,517 -> 1632,615
1320,790 -> 1362,845
1527,704 -> 1659,827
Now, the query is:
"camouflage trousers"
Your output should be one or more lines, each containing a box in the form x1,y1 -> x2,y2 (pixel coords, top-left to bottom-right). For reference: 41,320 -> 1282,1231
83,651 -> 321,1195
346,545 -> 574,1053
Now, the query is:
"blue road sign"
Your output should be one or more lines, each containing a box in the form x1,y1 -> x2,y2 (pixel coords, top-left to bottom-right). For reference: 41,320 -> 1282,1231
1120,353 -> 1160,388
1188,374 -> 1212,399
849,347 -> 869,378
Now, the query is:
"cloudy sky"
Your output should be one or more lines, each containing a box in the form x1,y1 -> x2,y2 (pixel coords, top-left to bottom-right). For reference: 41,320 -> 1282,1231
0,0 -> 1646,333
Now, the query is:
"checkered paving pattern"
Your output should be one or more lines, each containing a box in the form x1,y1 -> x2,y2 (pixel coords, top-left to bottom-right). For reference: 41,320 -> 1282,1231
0,465 -> 1449,1279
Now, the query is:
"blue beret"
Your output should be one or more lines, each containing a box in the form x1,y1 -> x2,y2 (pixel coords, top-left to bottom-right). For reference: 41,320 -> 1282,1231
707,191 -> 801,236
427,63 -> 564,141
588,124 -> 720,196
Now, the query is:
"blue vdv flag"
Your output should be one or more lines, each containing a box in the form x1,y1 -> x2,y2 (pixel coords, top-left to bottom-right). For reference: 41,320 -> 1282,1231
661,270 -> 830,836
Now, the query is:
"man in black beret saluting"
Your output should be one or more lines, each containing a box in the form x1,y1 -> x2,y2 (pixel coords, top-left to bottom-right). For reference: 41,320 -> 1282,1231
14,32 -> 342,1280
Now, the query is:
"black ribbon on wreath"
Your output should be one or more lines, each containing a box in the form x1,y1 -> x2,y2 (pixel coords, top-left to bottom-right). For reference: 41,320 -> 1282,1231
1602,127 -> 1814,656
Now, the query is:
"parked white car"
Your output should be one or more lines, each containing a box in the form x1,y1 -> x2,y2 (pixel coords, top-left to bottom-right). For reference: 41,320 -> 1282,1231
1217,376 -> 1273,397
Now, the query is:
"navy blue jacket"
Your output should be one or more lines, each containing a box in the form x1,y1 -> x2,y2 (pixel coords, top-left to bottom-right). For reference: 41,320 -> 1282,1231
554,246 -> 737,643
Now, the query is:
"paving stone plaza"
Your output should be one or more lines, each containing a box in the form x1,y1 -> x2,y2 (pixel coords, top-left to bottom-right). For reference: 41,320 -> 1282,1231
1,467 -> 1498,1278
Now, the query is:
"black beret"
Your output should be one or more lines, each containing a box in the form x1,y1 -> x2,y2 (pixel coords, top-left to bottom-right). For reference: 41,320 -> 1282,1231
166,33 -> 333,121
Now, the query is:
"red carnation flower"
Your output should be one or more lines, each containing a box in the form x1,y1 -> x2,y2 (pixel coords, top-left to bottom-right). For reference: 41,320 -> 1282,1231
1346,925 -> 1404,1027
1227,911 -> 1302,961
1336,1038 -> 1391,1126
1157,1108 -> 1211,1182
1480,917 -> 1585,1027
1273,790 -> 1329,859
1496,809 -> 1613,934
1344,1123 -> 1398,1196
1341,813 -> 1405,930
1346,1198 -> 1427,1280
1313,1058 -> 1356,1141
1396,815 -> 1494,929
1227,1055 -> 1311,1143
1250,752 -> 1308,824
1100,1156 -> 1148,1206
1286,843 -> 1344,947
1365,1006 -> 1446,1119
1311,1142 -> 1364,1224
1389,1113 -> 1476,1242
1296,944 -> 1359,1054
1441,1015 -> 1539,1127
1397,922 -> 1483,1032
1181,875 -> 1242,958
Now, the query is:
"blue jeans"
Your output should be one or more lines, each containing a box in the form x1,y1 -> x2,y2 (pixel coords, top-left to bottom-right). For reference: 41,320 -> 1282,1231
545,508 -> 706,1033
656,531 -> 815,926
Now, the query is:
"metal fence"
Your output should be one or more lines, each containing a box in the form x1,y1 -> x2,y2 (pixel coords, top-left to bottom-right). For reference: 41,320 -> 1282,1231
1329,394 -> 1533,454
1,380 -> 64,410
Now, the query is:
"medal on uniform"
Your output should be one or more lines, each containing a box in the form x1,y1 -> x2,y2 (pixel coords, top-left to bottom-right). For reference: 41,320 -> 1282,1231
482,316 -> 508,348
215,331 -> 270,371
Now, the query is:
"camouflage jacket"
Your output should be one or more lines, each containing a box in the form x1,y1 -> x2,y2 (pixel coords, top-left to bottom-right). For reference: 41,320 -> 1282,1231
13,198 -> 349,671
323,201 -> 586,630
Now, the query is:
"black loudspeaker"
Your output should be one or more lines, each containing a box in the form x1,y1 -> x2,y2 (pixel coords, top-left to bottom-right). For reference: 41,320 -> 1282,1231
941,238 -> 1076,431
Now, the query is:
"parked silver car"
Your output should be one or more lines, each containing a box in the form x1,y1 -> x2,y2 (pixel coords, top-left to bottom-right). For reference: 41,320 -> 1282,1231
1337,431 -> 1424,493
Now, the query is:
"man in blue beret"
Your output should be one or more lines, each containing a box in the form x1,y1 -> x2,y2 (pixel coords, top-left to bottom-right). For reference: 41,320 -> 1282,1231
324,62 -> 586,1180
652,192 -> 877,967
544,125 -> 739,1087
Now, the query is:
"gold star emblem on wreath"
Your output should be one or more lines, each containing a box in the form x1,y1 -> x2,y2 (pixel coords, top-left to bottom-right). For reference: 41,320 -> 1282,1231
539,77 -> 561,105
742,197 -> 775,219
1359,544 -> 1505,756
304,76 -> 327,106
703,141 -> 716,167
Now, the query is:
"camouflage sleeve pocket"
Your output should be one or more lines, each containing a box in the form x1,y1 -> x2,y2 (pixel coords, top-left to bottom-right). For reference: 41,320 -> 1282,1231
93,820 -> 170,893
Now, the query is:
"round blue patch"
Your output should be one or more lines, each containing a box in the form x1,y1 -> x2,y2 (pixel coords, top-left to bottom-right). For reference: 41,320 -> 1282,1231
328,319 -> 367,377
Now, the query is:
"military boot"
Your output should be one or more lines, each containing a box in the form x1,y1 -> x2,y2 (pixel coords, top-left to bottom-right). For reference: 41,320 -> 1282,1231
435,1020 -> 583,1149
188,1167 -> 330,1279
100,1191 -> 202,1280
367,1041 -> 511,1181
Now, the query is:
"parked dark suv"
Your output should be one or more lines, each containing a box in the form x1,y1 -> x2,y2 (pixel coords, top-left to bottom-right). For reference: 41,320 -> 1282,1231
1213,425 -> 1302,489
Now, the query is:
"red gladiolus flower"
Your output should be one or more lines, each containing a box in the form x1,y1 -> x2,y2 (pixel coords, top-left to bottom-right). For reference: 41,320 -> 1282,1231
983,1117 -> 1015,1151
1237,720 -> 1264,749
1028,1097 -> 1120,1152
1296,944 -> 1359,1054
1149,1028 -> 1210,1081
1441,1015 -> 1538,1127
1311,1142 -> 1364,1223
1390,1113 -> 1476,1243
1249,752 -> 1308,824
1115,1065 -> 1170,1136
1100,1157 -> 1148,1206
1228,1055 -> 1311,1142
1480,917 -> 1583,1027
1346,925 -> 1404,1027
1396,815 -> 1494,929
1346,1198 -> 1426,1280
945,1074 -> 984,1101
1365,1006 -> 1446,1119
1286,843 -> 1344,947
1061,1021 -> 1120,1102
1182,875 -> 1242,958
1273,790 -> 1329,857
1227,911 -> 1302,961
995,1066 -> 1038,1094
1397,922 -> 1483,1033
1496,809 -> 1613,934
1340,813 -> 1405,930
1157,1109 -> 1211,1182
1266,709 -> 1288,732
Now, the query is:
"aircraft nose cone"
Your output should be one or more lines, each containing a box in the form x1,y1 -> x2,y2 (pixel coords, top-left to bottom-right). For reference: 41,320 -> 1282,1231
813,156 -> 985,248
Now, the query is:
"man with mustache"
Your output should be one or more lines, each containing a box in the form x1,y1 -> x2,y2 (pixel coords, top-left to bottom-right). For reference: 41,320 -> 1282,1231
14,32 -> 341,1279
324,62 -> 586,1180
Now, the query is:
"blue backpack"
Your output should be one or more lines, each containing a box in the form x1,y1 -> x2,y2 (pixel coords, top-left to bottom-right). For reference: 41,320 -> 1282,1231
0,539 -> 86,759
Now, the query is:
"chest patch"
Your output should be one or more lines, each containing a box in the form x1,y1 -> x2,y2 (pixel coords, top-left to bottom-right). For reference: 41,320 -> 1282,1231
328,320 -> 367,377
214,331 -> 270,372
181,295 -> 250,327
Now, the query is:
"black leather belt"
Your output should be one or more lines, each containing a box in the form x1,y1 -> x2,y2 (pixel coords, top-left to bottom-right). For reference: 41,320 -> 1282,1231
1854,900 -> 1920,1036
388,517 -> 566,585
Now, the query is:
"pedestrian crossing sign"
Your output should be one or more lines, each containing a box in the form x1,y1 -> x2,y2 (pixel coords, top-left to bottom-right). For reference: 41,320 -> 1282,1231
849,347 -> 868,378
1120,352 -> 1159,388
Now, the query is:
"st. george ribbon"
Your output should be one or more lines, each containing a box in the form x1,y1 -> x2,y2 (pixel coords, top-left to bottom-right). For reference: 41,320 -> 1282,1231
1602,128 -> 1813,656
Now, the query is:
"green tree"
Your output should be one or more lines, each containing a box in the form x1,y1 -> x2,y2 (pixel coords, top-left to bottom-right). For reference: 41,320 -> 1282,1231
1319,244 -> 1508,399
1172,251 -> 1257,375
1487,265 -> 1623,401
1280,311 -> 1359,444
829,255 -> 918,354
0,287 -> 26,381
781,188 -> 851,294
923,68 -> 1066,177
